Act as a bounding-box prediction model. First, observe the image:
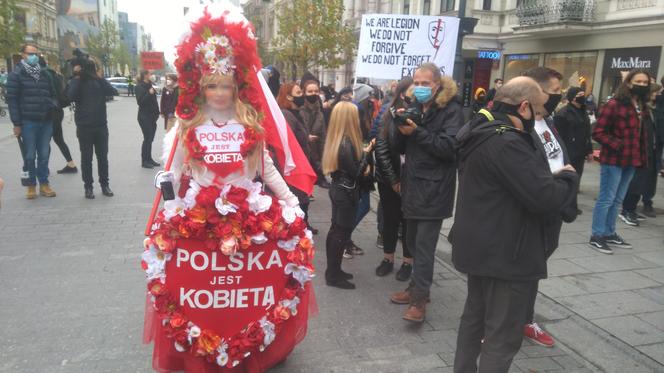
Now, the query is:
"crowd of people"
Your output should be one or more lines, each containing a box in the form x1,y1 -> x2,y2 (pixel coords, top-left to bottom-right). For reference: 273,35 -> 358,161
4,38 -> 664,373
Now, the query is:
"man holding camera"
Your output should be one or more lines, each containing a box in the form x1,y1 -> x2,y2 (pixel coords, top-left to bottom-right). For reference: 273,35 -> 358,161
6,44 -> 57,199
67,59 -> 117,199
389,62 -> 464,323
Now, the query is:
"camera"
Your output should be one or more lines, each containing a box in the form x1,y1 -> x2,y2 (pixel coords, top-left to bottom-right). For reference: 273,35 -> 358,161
68,48 -> 96,77
391,100 -> 423,127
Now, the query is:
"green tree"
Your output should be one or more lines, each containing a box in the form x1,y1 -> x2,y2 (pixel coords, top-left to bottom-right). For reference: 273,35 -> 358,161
0,0 -> 25,69
111,42 -> 131,71
87,19 -> 119,75
273,0 -> 356,80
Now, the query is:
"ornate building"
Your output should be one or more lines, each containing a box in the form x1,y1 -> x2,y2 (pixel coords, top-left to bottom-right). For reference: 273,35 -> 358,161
12,0 -> 60,68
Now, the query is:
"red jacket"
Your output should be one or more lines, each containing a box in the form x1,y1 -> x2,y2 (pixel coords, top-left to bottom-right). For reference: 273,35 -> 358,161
592,98 -> 646,168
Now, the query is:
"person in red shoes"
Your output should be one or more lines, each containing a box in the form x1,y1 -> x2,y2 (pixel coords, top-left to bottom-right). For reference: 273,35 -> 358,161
141,3 -> 316,372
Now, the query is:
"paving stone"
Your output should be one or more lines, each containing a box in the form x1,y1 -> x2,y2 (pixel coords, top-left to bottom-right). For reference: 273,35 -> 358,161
513,357 -> 563,372
594,315 -> 664,346
558,290 -> 664,319
540,271 -> 660,298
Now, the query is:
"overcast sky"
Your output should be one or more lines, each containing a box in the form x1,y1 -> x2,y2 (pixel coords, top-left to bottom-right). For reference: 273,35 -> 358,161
116,0 -> 247,64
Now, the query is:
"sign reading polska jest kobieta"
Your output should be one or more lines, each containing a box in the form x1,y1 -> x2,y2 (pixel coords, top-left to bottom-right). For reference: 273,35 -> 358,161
355,14 -> 460,80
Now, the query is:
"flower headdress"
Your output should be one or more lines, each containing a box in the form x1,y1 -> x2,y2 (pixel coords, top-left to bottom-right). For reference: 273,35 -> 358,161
174,2 -> 261,120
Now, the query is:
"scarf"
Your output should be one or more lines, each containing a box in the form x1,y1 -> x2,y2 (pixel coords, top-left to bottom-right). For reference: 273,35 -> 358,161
21,60 -> 41,81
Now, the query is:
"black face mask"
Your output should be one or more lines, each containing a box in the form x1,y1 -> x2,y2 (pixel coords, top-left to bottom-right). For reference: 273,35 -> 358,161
305,95 -> 319,104
493,101 -> 535,133
574,96 -> 586,106
292,96 -> 305,107
631,85 -> 649,99
543,93 -> 562,116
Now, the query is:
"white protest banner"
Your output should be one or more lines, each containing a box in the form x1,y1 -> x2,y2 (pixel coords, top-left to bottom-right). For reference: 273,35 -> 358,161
355,14 -> 460,80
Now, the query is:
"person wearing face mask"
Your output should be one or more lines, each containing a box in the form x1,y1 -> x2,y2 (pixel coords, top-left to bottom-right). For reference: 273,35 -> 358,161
520,67 -> 580,348
300,75 -> 328,188
276,82 -> 317,234
450,77 -> 578,373
159,74 -> 179,132
135,69 -> 161,169
389,63 -> 464,323
6,43 -> 58,199
590,69 -> 649,254
555,87 -> 594,213
620,83 -> 662,223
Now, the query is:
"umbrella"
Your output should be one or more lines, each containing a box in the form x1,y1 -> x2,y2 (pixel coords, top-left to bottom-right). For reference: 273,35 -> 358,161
124,64 -> 130,77
116,63 -> 122,75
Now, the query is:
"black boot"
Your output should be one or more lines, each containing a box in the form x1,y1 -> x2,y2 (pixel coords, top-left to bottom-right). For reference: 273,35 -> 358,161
57,165 -> 78,174
375,259 -> 394,277
85,187 -> 95,199
325,270 -> 355,289
101,185 -> 114,197
142,161 -> 154,169
149,159 -> 161,167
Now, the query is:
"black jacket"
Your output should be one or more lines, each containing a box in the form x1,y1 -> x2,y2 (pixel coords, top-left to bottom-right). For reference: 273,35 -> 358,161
375,110 -> 402,186
554,104 -> 593,161
331,137 -> 368,188
395,76 -> 464,220
282,108 -> 310,157
67,77 -> 117,128
160,87 -> 179,116
6,63 -> 56,126
135,81 -> 159,118
449,112 -> 578,281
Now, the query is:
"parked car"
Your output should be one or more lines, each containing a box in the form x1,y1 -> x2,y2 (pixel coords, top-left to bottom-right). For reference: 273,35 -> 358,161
106,77 -> 129,96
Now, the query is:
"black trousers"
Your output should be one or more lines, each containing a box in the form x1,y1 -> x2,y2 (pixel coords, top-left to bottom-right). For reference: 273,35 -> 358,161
138,114 -> 157,163
51,109 -> 73,163
76,126 -> 109,188
570,157 -> 585,211
525,280 -> 539,324
377,182 -> 411,258
454,275 -> 537,373
325,183 -> 358,279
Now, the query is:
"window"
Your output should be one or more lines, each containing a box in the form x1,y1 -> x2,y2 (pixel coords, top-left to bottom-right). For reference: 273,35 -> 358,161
483,0 -> 492,10
441,0 -> 455,12
504,54 -> 540,81
544,51 -> 598,92
423,0 -> 431,14
403,0 -> 410,14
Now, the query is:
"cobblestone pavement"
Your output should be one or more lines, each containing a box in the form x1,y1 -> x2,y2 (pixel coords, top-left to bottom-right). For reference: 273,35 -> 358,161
0,97 -> 662,372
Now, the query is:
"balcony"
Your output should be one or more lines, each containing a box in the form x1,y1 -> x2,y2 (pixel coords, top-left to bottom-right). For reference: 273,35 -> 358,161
513,0 -> 596,34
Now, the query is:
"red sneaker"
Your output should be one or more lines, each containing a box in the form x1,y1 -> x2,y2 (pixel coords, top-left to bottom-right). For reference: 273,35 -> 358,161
524,323 -> 555,347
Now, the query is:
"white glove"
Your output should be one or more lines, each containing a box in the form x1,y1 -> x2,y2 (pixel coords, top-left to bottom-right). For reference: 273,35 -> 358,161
154,171 -> 175,189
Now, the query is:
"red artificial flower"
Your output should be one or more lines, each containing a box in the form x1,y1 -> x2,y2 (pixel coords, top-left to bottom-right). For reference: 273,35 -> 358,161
154,295 -> 179,315
186,205 -> 208,223
176,102 -> 197,120
169,312 -> 188,329
196,186 -> 220,208
148,279 -> 168,296
225,186 -> 249,208
212,220 -> 234,239
194,330 -> 222,356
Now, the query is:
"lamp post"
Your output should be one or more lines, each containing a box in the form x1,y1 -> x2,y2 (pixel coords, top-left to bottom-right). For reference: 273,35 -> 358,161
452,0 -> 467,85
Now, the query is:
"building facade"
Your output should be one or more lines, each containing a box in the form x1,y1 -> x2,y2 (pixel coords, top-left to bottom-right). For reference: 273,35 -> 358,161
244,0 -> 664,102
9,0 -> 60,70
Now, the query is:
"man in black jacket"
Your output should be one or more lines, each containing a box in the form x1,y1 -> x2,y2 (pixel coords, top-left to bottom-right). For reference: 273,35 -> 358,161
450,77 -> 578,373
135,70 -> 161,168
389,63 -> 464,323
67,60 -> 118,199
6,44 -> 57,199
555,86 -> 593,213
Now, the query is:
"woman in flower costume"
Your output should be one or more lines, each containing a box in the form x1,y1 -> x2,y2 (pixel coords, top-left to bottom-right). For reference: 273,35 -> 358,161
141,4 -> 315,372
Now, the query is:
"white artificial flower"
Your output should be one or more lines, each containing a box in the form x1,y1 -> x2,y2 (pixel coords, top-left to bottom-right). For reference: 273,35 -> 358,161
215,341 -> 229,367
284,263 -> 313,286
280,201 -> 297,224
259,316 -> 276,347
142,245 -> 172,280
251,232 -> 268,245
248,194 -> 272,214
163,198 -> 185,221
280,297 -> 300,316
174,342 -> 187,352
215,184 -> 238,215
277,236 -> 300,252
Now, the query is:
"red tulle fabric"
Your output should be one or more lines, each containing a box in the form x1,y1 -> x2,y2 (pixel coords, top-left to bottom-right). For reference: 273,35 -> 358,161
143,285 -> 317,373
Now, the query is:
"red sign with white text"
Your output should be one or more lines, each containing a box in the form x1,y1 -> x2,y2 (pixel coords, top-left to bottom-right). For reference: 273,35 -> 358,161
141,51 -> 165,70
165,238 -> 289,338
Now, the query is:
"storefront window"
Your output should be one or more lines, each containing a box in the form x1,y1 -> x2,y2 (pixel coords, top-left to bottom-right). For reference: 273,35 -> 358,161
599,47 -> 661,104
504,54 -> 540,81
544,51 -> 598,93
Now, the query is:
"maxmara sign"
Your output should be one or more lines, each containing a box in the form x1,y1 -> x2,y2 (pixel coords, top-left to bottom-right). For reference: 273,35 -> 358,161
603,47 -> 661,76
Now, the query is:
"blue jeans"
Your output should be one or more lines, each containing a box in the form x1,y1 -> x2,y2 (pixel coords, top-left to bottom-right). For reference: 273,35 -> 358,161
21,120 -> 53,185
591,164 -> 635,237
353,189 -> 371,229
